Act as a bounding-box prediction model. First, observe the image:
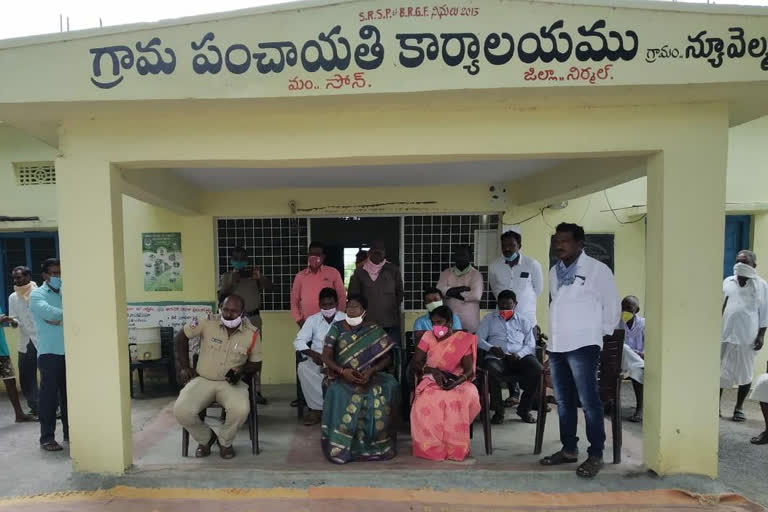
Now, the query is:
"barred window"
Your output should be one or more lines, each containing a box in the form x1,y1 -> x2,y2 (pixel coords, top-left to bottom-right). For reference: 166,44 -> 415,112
216,218 -> 308,311
14,162 -> 56,185
403,214 -> 499,311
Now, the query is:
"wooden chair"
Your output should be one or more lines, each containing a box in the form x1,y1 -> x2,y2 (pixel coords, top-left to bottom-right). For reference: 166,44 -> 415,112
533,329 -> 626,464
181,372 -> 260,456
129,327 -> 177,398
408,330 -> 493,455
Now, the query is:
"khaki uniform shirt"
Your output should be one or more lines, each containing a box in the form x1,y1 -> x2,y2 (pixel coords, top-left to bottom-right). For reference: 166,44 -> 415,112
183,316 -> 262,381
219,272 -> 263,313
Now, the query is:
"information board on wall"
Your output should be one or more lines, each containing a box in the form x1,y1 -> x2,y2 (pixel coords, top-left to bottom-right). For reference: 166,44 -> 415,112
126,302 -> 215,346
142,232 -> 183,292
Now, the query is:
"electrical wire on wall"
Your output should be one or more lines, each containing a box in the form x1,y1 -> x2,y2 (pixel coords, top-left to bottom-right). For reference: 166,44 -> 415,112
603,190 -> 647,225
507,209 -> 544,226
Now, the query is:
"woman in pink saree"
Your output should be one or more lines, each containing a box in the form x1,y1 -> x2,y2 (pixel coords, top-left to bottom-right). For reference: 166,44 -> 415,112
409,305 -> 481,461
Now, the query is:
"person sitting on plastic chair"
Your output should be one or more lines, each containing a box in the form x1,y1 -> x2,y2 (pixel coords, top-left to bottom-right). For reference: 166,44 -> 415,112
173,294 -> 262,460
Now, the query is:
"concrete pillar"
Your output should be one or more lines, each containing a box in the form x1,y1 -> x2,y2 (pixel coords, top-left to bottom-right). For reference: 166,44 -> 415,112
643,111 -> 728,476
752,212 -> 768,382
55,155 -> 131,473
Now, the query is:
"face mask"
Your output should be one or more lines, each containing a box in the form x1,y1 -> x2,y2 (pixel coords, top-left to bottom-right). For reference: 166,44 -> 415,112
432,325 -> 449,339
734,262 -> 758,280
425,300 -> 443,312
621,311 -> 634,324
504,252 -> 519,263
308,255 -> 323,270
453,264 -> 472,276
321,308 -> 337,318
49,277 -> 62,290
220,312 -> 242,329
346,315 -> 364,327
499,309 -> 514,321
231,260 -> 248,271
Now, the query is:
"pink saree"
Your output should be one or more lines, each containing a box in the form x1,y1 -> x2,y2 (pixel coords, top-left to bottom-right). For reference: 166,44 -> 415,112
410,331 -> 481,461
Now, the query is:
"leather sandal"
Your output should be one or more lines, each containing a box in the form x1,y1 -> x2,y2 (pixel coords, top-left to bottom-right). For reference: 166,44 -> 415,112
219,444 -> 236,459
576,456 -> 604,478
517,411 -> 537,424
490,412 -> 505,425
540,450 -> 578,466
41,441 -> 63,452
751,431 -> 768,445
303,410 -> 322,426
195,431 -> 218,458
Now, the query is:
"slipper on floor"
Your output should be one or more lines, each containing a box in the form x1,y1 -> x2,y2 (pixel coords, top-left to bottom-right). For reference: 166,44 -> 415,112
41,441 -> 63,452
751,431 -> 768,445
576,456 -> 604,478
540,450 -> 578,466
733,410 -> 746,422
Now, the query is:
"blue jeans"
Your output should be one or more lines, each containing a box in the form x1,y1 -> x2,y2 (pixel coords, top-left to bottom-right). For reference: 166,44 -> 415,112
548,345 -> 605,458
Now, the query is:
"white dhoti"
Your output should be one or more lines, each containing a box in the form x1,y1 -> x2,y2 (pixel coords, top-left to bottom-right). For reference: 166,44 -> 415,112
621,345 -> 644,384
720,342 -> 757,388
749,374 -> 768,402
297,359 -> 324,411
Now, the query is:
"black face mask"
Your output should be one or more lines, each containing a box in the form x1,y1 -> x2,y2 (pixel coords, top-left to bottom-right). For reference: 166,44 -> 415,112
455,261 -> 470,271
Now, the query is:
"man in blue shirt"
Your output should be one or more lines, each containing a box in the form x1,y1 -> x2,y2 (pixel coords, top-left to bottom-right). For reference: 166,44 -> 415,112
477,290 -> 542,425
412,287 -> 462,331
0,310 -> 34,423
29,258 -> 67,452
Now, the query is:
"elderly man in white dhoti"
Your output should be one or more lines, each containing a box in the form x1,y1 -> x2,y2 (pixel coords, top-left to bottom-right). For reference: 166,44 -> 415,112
720,250 -> 767,422
619,295 -> 645,423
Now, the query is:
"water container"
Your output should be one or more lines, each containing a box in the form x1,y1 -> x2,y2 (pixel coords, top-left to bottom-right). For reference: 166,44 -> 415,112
134,327 -> 162,361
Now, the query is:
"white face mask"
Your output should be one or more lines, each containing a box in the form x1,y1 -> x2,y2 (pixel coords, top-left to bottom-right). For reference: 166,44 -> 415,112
321,308 -> 337,318
425,300 -> 443,313
346,314 -> 364,327
220,311 -> 243,329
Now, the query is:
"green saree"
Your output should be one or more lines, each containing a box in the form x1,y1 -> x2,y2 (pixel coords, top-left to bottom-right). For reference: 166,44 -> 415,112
321,321 -> 399,464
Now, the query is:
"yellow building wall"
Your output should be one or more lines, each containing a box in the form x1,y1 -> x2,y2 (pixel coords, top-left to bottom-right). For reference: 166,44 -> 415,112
0,125 -> 58,389
1,116 -> 765,387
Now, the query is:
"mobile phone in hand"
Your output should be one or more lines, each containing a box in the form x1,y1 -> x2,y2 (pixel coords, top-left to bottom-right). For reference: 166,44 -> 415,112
225,369 -> 239,384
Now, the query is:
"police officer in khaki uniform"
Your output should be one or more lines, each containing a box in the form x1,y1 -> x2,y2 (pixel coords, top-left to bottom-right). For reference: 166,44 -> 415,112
173,294 -> 262,459
218,246 -> 271,404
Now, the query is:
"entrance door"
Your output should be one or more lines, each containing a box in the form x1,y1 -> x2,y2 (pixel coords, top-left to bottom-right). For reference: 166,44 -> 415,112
0,232 -> 59,312
310,217 -> 401,286
723,215 -> 751,279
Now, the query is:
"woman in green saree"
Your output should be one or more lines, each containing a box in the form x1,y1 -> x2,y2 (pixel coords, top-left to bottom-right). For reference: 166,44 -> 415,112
321,294 -> 399,464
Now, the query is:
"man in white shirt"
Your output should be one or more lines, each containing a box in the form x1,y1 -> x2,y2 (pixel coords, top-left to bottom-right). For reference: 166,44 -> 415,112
720,250 -> 767,423
489,230 -> 544,405
8,266 -> 39,417
295,287 -> 346,426
540,223 -> 620,479
437,245 -> 483,333
489,230 -> 544,326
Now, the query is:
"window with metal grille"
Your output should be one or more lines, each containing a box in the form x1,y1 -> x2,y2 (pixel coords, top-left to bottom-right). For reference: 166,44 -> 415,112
403,214 -> 500,311
216,218 -> 308,311
14,162 -> 56,185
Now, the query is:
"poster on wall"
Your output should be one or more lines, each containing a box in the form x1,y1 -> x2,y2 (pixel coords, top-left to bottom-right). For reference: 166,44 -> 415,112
142,232 -> 183,291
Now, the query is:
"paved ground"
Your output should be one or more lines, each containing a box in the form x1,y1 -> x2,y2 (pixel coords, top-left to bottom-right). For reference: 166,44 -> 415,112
0,381 -> 765,508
